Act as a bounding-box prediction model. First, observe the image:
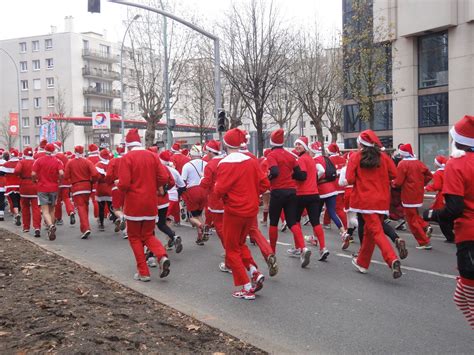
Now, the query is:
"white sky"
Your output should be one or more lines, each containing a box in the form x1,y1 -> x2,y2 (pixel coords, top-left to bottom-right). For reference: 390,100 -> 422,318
0,0 -> 341,43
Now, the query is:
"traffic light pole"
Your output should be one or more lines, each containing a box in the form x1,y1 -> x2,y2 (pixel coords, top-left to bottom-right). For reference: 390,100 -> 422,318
109,0 -> 223,142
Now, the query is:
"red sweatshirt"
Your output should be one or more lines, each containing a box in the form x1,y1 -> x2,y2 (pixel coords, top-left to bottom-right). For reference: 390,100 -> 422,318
95,160 -> 112,198
215,152 -> 270,217
105,156 -> 123,191
266,147 -> 298,190
2,159 -> 20,195
14,157 -> 37,197
296,152 -> 318,196
64,157 -> 99,196
55,153 -> 71,187
393,158 -> 432,207
170,153 -> 190,174
425,168 -> 445,209
200,155 -> 225,213
118,148 -> 169,220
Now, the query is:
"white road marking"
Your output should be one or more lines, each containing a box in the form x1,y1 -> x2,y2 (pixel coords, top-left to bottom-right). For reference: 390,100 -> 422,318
335,253 -> 457,279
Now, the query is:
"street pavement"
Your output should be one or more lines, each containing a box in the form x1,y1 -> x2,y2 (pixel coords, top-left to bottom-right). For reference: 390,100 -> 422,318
2,210 -> 473,354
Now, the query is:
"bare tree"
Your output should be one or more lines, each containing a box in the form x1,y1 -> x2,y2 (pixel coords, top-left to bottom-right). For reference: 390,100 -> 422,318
220,0 -> 292,155
290,30 -> 341,151
55,82 -> 73,149
265,84 -> 299,135
126,0 -> 195,146
324,93 -> 343,143
0,119 -> 18,150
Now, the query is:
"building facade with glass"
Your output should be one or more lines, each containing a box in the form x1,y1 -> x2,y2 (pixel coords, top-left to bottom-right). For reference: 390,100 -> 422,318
342,0 -> 474,169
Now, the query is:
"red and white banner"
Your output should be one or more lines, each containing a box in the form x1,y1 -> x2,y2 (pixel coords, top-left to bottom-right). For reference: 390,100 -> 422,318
9,112 -> 19,136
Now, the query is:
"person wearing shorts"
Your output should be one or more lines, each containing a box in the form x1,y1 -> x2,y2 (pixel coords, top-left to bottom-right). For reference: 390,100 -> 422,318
32,143 -> 64,241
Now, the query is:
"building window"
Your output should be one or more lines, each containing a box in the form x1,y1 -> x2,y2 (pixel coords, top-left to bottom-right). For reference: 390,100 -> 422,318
33,79 -> 41,90
22,116 -> 30,128
83,40 -> 89,49
419,93 -> 448,127
35,135 -> 40,145
35,116 -> 42,127
23,135 -> 30,146
46,77 -> 54,88
45,39 -> 53,50
418,32 -> 448,89
33,59 -> 40,71
130,102 -> 135,111
100,44 -> 110,56
32,40 -> 39,52
34,97 -> 41,108
47,96 -> 55,107
20,61 -> 27,72
21,80 -> 28,91
419,133 -> 449,170
344,101 -> 392,132
46,58 -> 54,69
345,136 -> 393,150
19,42 -> 27,53
21,98 -> 29,110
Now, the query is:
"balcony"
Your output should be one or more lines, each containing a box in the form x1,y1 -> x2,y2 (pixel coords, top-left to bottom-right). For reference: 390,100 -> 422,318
82,67 -> 120,81
82,48 -> 119,63
83,106 -> 121,117
83,87 -> 121,99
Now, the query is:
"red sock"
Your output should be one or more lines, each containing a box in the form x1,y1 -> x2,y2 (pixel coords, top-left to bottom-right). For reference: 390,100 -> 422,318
313,224 -> 326,249
290,224 -> 305,250
269,225 -> 278,253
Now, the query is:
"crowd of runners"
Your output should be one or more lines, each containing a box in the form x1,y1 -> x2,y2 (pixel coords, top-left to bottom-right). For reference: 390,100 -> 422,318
0,115 -> 473,329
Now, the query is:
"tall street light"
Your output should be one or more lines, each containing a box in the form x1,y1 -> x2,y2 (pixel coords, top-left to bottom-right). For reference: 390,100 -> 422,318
0,48 -> 23,150
120,14 -> 141,142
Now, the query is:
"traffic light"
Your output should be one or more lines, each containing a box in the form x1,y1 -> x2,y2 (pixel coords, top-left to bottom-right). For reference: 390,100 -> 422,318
88,0 -> 100,13
217,110 -> 227,133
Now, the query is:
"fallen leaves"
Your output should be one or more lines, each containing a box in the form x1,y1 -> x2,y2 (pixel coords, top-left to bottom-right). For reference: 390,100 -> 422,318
186,324 -> 201,331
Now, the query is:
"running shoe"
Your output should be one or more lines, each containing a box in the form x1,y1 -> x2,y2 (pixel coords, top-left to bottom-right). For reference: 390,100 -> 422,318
69,212 -> 76,225
395,220 -> 407,231
304,235 -> 318,247
174,236 -> 183,254
34,229 -> 40,238
114,218 -> 121,233
395,238 -> 408,260
219,262 -> 232,273
302,215 -> 310,226
133,273 -> 151,282
119,217 -> 126,231
232,288 -> 256,300
341,232 -> 351,250
251,271 -> 265,293
392,260 -> 402,279
323,224 -> 331,230
22,229 -> 29,233
318,248 -> 330,261
122,231 -> 128,239
280,222 -> 287,232
147,256 -> 158,267
159,257 -> 170,278
266,254 -> 278,277
352,257 -> 368,274
81,230 -> 91,240
98,223 -> 105,231
48,225 -> 57,241
300,247 -> 311,268
425,225 -> 433,238
416,243 -> 432,250
15,214 -> 21,226
287,247 -> 302,258
56,219 -> 64,226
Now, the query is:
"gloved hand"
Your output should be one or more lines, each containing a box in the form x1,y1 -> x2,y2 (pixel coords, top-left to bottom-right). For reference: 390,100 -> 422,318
422,209 -> 433,221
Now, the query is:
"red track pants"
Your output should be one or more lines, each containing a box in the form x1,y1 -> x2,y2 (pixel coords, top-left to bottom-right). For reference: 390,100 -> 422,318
356,214 -> 398,269
90,191 -> 99,218
127,220 -> 167,277
223,213 -> 257,286
403,207 -> 430,246
166,200 -> 180,223
323,193 -> 347,228
73,193 -> 90,233
21,197 -> 41,231
206,211 -> 224,247
55,187 -> 74,220
249,216 -> 273,260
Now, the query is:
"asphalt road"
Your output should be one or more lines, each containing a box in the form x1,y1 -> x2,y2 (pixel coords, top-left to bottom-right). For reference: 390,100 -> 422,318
2,210 -> 472,354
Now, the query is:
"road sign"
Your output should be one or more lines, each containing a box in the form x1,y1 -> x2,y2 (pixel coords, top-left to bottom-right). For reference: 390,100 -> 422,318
92,112 -> 111,130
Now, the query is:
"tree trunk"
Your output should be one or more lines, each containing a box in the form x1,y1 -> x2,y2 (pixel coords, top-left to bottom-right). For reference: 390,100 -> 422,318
145,117 -> 157,148
314,117 -> 325,153
329,127 -> 339,143
255,107 -> 264,157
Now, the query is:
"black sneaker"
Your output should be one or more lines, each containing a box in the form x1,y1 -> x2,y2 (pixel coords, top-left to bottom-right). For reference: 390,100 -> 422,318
70,213 -> 76,225
34,229 -> 41,238
395,238 -> 408,260
159,257 -> 171,278
114,218 -> 121,233
266,254 -> 278,277
56,219 -> 64,226
48,225 -> 56,241
174,236 -> 183,254
15,214 -> 21,226
98,223 -> 105,231
81,230 -> 91,240
119,217 -> 126,231
392,260 -> 402,279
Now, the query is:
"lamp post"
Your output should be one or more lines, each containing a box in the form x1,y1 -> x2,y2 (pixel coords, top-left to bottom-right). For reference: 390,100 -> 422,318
120,14 -> 141,142
0,48 -> 23,150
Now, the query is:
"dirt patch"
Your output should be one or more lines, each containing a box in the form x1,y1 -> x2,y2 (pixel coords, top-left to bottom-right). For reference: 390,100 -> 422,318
0,229 -> 265,354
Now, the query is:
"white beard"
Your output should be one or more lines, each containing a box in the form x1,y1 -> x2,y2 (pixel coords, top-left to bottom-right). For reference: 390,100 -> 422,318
450,141 -> 466,159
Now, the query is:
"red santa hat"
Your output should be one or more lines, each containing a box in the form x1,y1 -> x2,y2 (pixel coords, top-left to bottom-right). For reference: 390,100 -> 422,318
223,128 -> 247,149
100,148 -> 110,161
450,115 -> 474,147
239,143 -> 249,152
88,143 -> 99,153
10,148 -> 19,157
159,150 -> 172,162
189,145 -> 202,157
206,140 -> 221,154
18,152 -> 23,159
263,148 -> 271,158
23,147 -> 33,157
39,139 -> 48,150
125,129 -> 141,148
327,143 -> 340,154
434,155 -> 448,168
398,143 -> 414,158
171,142 -> 181,153
270,129 -> 284,147
54,141 -> 62,151
74,145 -> 84,156
310,141 -> 322,154
357,130 -> 383,149
147,146 -> 158,154
45,143 -> 55,154
116,146 -> 125,155
181,148 -> 189,157
294,136 -> 309,151
65,151 -> 73,158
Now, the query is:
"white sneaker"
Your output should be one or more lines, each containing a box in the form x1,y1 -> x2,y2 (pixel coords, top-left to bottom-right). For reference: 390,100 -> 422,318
219,262 -> 232,274
415,243 -> 432,250
280,222 -> 287,232
159,256 -> 170,278
352,257 -> 368,274
300,247 -> 311,268
318,247 -> 330,261
304,235 -> 318,246
323,224 -> 331,230
302,215 -> 310,226
287,247 -> 302,258
133,273 -> 151,282
147,256 -> 158,267
122,231 -> 128,239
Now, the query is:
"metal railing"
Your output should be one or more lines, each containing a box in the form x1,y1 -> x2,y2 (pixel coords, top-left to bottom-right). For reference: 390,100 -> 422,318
82,48 -> 119,62
83,88 -> 121,98
82,67 -> 120,80
83,106 -> 121,116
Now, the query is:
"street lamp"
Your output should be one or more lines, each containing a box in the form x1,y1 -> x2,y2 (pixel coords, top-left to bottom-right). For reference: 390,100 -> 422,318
0,48 -> 23,150
120,14 -> 141,142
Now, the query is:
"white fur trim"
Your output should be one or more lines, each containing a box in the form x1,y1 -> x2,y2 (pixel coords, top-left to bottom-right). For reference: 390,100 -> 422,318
218,152 -> 251,165
223,137 -> 242,149
357,135 -> 374,147
294,139 -> 309,151
451,126 -> 474,147
24,156 -> 34,160
96,196 -> 112,202
0,167 -> 14,173
319,191 -> 339,199
112,186 -> 118,191
59,184 -> 72,188
349,208 -> 389,215
402,202 -> 423,208
208,208 -> 224,213
0,188 -> 5,192
158,202 -> 170,209
206,146 -> 220,154
399,150 -> 414,158
96,167 -> 106,175
5,185 -> 19,189
20,194 -> 37,198
72,190 -> 91,196
270,137 -> 284,147
124,214 -> 157,221
434,159 -> 445,168
126,141 -> 142,148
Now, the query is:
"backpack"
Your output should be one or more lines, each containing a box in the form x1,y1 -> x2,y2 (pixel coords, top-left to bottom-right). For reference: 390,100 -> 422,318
321,156 -> 337,183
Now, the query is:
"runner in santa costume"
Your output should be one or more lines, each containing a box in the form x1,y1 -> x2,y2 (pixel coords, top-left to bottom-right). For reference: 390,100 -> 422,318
95,148 -> 113,231
393,143 -> 433,250
64,145 -> 100,239
0,149 -> 7,221
33,139 -> 48,160
347,130 -> 402,279
1,148 -> 22,226
181,145 -> 208,245
338,152 -> 358,243
294,136 -> 329,261
170,142 -> 190,174
266,129 -> 311,268
87,143 -> 100,220
423,115 -> 474,329
14,147 -> 41,237
53,141 -> 75,226
259,149 -> 271,225
159,150 -> 185,226
323,143 -> 348,230
118,129 -> 171,281
105,145 -> 127,235
214,128 -> 269,300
